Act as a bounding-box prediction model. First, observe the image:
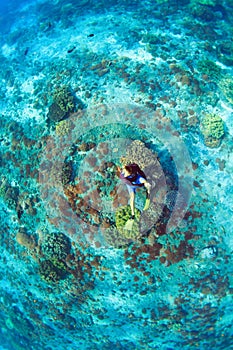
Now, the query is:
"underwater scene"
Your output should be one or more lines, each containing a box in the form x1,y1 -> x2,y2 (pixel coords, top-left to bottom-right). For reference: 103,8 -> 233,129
0,0 -> 233,349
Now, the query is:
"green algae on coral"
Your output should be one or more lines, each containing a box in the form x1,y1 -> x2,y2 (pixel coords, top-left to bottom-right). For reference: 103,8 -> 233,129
200,114 -> 225,148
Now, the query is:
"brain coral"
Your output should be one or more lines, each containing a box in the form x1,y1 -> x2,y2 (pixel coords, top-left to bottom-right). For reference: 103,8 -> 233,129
122,140 -> 158,170
200,114 -> 225,148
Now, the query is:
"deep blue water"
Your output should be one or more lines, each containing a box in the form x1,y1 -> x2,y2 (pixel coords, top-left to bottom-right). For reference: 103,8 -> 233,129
0,0 -> 233,349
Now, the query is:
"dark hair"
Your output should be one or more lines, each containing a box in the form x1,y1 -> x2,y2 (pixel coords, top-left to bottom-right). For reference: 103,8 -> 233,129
125,163 -> 147,180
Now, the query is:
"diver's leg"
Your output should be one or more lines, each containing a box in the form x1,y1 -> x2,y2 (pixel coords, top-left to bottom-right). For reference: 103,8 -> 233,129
129,191 -> 135,217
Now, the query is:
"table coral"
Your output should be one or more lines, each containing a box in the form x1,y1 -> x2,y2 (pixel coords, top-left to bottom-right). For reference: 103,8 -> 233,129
200,113 -> 225,148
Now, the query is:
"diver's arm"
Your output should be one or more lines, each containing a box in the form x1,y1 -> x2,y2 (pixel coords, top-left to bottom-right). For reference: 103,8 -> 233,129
141,179 -> 151,197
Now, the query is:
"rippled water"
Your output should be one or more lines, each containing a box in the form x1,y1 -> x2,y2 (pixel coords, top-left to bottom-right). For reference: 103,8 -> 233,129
0,1 -> 232,349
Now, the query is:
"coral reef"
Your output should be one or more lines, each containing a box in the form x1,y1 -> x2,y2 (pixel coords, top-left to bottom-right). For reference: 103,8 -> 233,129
61,161 -> 74,185
217,41 -> 233,66
219,76 -> 233,105
37,232 -> 72,283
47,101 -> 67,122
121,140 -> 159,175
16,230 -> 36,250
194,0 -> 218,5
38,258 -> 67,283
2,1 -> 233,348
55,119 -> 71,136
40,232 -> 71,260
197,60 -> 222,82
53,86 -> 76,113
0,179 -> 19,210
200,114 -> 225,148
47,85 -> 83,122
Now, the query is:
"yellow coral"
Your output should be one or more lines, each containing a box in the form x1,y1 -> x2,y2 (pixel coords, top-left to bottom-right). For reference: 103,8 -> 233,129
200,114 -> 224,148
55,119 -> 70,136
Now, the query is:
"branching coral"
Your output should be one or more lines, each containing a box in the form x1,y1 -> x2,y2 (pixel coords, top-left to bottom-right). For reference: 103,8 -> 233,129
200,114 -> 225,148
53,85 -> 76,113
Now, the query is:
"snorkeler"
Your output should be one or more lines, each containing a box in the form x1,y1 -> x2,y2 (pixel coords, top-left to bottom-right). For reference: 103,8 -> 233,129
118,163 -> 151,220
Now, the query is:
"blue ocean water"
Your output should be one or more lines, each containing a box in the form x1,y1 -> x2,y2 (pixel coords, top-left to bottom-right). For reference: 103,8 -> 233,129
0,0 -> 233,349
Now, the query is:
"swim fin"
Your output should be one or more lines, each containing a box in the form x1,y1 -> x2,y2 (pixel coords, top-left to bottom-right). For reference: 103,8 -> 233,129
124,218 -> 135,231
143,198 -> 150,211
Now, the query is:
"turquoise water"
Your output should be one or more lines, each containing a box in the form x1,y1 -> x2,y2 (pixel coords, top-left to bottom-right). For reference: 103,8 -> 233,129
0,0 -> 233,349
